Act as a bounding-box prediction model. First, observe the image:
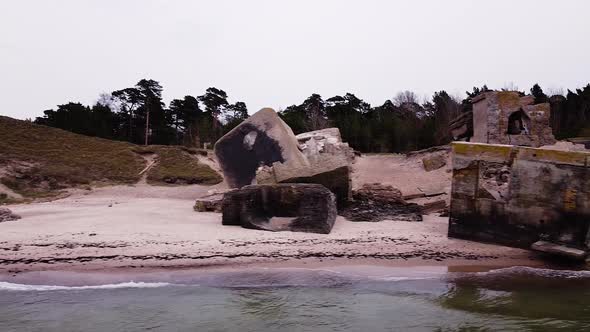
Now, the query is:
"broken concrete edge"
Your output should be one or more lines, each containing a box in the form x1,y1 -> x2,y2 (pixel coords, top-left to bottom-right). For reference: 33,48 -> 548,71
422,153 -> 447,172
221,183 -> 337,234
296,127 -> 343,143
256,154 -> 352,207
531,241 -> 587,260
194,182 -> 431,226
295,127 -> 356,165
452,142 -> 590,168
406,145 -> 451,157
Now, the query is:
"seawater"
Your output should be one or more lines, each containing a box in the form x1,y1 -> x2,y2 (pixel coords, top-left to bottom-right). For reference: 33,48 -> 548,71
0,266 -> 589,331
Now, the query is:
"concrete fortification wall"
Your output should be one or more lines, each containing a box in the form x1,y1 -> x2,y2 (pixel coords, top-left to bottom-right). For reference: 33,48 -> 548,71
448,142 -> 590,251
471,91 -> 555,147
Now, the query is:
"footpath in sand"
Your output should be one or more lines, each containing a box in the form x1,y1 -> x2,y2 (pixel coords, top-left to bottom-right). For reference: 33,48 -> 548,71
0,153 -> 538,274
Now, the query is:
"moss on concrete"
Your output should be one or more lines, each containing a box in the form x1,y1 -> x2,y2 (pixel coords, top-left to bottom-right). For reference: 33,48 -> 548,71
497,91 -> 521,109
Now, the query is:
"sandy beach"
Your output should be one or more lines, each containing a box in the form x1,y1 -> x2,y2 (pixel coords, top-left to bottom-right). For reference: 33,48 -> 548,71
0,154 -> 542,276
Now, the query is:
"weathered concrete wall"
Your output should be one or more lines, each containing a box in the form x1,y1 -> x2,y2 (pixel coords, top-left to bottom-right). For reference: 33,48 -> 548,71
470,91 -> 555,147
471,94 -> 489,143
448,142 -> 590,250
214,108 -> 309,188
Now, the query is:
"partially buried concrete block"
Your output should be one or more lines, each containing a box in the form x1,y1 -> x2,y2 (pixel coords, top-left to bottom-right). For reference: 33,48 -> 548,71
221,183 -> 337,234
214,108 -> 308,188
194,189 -> 234,213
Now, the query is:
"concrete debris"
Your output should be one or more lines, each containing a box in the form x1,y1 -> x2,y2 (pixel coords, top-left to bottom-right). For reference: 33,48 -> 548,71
340,183 -> 422,222
0,207 -> 20,222
353,183 -> 404,204
296,128 -> 356,164
221,184 -> 337,234
194,189 -> 234,213
531,241 -> 587,260
421,200 -> 447,215
422,153 -> 447,172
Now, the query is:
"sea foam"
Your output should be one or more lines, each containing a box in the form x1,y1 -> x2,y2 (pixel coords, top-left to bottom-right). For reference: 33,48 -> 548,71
0,281 -> 175,292
478,266 -> 590,279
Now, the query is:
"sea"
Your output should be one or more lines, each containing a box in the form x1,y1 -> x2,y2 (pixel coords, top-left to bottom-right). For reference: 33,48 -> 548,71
0,265 -> 589,331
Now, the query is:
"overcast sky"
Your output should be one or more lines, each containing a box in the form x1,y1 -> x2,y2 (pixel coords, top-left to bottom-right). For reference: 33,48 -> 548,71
1,0 -> 589,119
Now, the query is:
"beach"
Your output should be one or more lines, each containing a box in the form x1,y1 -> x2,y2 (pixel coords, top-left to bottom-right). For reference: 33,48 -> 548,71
0,176 -> 538,276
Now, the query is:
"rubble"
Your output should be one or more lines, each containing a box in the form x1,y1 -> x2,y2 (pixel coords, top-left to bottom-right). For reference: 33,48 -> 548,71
221,184 -> 337,234
0,207 -> 20,222
422,153 -> 447,171
353,183 -> 404,204
295,128 -> 356,164
340,183 -> 422,222
421,200 -> 447,215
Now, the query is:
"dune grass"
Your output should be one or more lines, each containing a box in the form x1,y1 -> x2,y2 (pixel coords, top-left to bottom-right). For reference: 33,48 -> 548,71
0,116 -> 221,201
146,146 -> 222,185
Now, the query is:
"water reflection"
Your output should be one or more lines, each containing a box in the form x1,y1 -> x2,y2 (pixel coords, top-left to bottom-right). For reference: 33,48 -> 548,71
1,266 -> 590,331
439,267 -> 590,329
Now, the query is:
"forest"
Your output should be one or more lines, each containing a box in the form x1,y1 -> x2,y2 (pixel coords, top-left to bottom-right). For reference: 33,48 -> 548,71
34,79 -> 590,153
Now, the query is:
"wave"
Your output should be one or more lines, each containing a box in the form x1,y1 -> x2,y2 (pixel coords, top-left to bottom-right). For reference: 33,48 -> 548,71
3,266 -> 585,292
371,276 -> 439,282
0,281 -> 177,292
477,266 -> 590,279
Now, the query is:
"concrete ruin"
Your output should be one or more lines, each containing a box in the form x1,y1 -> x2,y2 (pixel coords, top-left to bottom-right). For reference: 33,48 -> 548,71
213,110 -> 353,206
254,127 -> 353,207
451,91 -> 556,148
256,153 -> 352,207
222,184 -> 337,234
448,142 -> 590,258
214,108 -> 309,188
295,128 -> 356,164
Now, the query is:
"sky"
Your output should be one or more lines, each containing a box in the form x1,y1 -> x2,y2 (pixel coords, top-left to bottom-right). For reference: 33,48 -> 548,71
1,0 -> 590,120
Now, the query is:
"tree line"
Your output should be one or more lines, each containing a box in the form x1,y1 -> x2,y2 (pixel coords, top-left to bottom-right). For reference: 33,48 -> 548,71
35,79 -> 248,147
34,79 -> 590,152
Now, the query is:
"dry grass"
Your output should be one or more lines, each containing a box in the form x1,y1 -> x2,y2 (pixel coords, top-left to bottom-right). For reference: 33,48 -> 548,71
0,116 -> 221,201
147,146 -> 222,185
